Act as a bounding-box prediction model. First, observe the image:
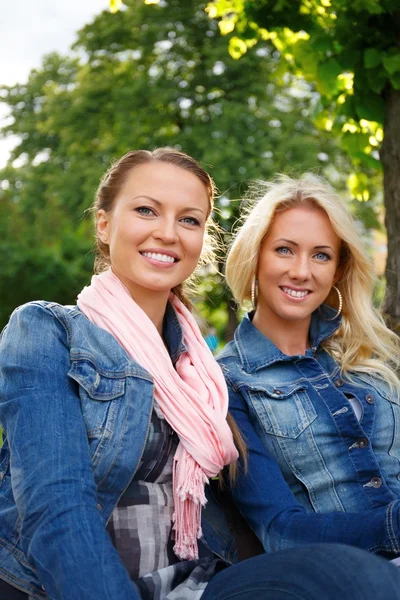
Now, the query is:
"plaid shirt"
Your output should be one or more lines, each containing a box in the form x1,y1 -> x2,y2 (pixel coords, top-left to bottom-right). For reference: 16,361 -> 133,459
107,404 -> 225,599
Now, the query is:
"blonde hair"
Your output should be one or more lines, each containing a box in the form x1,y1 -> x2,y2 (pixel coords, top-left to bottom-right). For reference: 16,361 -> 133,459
226,173 -> 400,391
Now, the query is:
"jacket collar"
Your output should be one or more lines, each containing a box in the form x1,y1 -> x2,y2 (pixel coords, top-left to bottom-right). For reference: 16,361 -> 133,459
163,301 -> 187,364
234,305 -> 341,373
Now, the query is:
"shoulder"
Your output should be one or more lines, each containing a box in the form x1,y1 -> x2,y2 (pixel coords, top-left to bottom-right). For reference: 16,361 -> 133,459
216,339 -> 239,362
2,300 -> 76,332
5,300 -> 78,321
217,340 -> 255,394
0,301 -> 144,377
216,340 -> 241,375
2,301 -> 80,342
0,302 -> 82,365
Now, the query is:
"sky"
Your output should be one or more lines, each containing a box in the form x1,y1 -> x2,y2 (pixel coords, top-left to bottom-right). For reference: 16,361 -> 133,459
0,0 -> 110,167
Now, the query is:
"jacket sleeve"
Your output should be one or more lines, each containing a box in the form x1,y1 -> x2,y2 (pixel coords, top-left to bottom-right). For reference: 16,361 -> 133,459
0,303 -> 141,600
228,385 -> 400,555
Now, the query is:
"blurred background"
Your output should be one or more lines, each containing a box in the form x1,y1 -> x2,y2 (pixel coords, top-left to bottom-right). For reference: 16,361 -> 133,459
1,0 -> 397,346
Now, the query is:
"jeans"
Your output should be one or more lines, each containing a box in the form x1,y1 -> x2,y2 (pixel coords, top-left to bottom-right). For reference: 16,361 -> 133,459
2,544 -> 400,600
202,544 -> 400,600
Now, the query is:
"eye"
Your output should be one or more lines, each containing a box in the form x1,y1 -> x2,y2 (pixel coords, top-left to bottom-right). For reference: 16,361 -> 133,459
276,246 -> 292,255
314,252 -> 331,261
180,216 -> 201,226
135,206 -> 156,216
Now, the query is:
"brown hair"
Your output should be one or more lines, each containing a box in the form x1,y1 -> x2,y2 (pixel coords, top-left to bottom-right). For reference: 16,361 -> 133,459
93,147 -> 216,306
92,147 -> 247,473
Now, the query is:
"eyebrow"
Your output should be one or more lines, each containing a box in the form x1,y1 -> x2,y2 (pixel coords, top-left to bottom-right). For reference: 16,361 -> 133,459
274,238 -> 336,252
132,195 -> 205,215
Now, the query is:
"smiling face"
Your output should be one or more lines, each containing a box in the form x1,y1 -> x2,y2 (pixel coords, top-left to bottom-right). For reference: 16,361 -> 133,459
97,160 -> 210,307
255,203 -> 342,332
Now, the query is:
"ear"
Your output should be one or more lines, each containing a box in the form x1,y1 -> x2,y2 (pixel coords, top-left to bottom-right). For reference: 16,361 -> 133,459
333,263 -> 344,286
97,209 -> 110,245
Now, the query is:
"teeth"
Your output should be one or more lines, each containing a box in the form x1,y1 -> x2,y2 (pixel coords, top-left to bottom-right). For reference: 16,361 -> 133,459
282,286 -> 309,298
142,252 -> 175,263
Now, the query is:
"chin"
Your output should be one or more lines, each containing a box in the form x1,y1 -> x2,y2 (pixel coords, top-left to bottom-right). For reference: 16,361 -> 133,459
278,310 -> 312,323
144,283 -> 177,293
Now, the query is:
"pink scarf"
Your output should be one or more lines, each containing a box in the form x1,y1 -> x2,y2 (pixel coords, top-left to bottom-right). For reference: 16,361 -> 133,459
77,269 -> 238,560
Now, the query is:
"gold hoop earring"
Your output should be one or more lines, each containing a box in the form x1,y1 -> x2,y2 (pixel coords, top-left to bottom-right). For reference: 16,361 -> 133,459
325,286 -> 343,321
251,277 -> 258,309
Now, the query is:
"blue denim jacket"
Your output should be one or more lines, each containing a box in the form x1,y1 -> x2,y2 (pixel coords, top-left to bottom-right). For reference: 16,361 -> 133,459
0,302 -> 237,600
217,309 -> 400,554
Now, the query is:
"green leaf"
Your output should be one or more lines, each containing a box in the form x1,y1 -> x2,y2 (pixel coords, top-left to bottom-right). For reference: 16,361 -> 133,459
109,0 -> 123,13
337,94 -> 358,120
228,37 -> 248,59
382,53 -> 400,75
309,33 -> 333,54
292,39 -> 318,79
316,58 -> 343,97
351,0 -> 384,15
355,94 -> 385,123
218,18 -> 236,35
364,48 -> 382,69
347,172 -> 371,201
358,153 -> 382,171
339,49 -> 361,71
364,67 -> 388,94
390,71 -> 400,90
341,130 -> 370,159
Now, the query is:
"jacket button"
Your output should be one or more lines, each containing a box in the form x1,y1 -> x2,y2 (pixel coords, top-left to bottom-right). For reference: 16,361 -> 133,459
370,477 -> 382,488
365,393 -> 375,404
358,438 -> 368,449
97,503 -> 102,510
273,389 -> 282,395
334,378 -> 344,387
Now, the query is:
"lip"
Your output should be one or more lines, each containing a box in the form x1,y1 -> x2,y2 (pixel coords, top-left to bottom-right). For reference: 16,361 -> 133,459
139,248 -> 180,260
139,248 -> 180,268
280,286 -> 312,301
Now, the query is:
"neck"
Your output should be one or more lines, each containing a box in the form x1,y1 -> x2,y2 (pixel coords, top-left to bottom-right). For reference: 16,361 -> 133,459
138,296 -> 168,335
111,269 -> 169,335
252,306 -> 311,356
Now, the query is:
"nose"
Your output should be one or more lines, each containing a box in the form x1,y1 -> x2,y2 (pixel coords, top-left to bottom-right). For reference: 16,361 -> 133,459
153,218 -> 178,244
288,254 -> 311,281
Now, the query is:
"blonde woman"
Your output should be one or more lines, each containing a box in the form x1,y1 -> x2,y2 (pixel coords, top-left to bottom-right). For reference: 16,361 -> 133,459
218,174 -> 400,557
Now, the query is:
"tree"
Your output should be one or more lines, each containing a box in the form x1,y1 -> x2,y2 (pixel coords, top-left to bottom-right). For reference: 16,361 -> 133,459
1,0 -> 351,337
205,0 -> 400,331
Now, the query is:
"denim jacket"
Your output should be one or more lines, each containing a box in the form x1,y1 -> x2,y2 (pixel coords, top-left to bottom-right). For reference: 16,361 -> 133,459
217,309 -> 400,554
0,302 -> 237,600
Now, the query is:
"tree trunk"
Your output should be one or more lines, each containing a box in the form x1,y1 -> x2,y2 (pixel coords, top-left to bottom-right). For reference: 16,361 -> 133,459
381,85 -> 400,334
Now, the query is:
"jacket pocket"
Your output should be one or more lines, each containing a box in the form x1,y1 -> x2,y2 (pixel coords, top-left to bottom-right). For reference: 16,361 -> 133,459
68,359 -> 126,464
247,382 -> 317,439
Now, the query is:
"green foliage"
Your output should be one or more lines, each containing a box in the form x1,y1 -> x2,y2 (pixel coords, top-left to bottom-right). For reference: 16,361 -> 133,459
206,0 -> 399,189
0,0 -> 354,332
